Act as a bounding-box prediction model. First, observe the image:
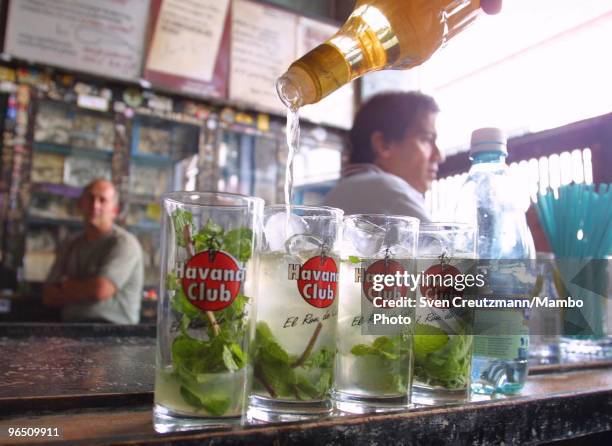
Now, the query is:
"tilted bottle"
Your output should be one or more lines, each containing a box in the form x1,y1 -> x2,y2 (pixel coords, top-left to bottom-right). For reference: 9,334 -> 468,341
454,128 -> 536,395
277,0 -> 487,108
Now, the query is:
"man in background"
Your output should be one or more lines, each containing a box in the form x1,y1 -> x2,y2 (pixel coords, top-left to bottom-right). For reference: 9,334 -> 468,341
43,179 -> 143,324
323,91 -> 443,221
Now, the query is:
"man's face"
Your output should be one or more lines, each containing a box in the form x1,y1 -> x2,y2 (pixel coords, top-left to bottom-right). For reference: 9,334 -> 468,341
382,111 -> 443,193
79,181 -> 118,230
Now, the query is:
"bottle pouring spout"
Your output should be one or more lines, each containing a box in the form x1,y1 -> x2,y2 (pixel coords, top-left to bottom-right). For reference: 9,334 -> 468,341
276,66 -> 317,110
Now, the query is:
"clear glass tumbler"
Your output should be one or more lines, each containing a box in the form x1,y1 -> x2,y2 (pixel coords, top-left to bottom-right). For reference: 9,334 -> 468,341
154,192 -> 263,433
412,223 -> 477,405
333,214 -> 419,413
559,256 -> 612,358
529,252 -> 562,362
247,205 -> 343,423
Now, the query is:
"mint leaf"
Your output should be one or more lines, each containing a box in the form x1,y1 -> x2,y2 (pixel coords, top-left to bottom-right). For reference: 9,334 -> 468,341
255,322 -> 291,364
171,287 -> 201,319
414,334 -> 472,389
222,345 -> 239,372
304,347 -> 334,369
205,219 -> 224,236
252,322 -> 295,397
172,334 -> 226,375
302,347 -> 335,398
200,392 -> 231,416
167,272 -> 201,320
373,336 -> 400,360
227,342 -> 247,369
224,228 -> 254,263
294,373 -> 320,399
193,219 -> 224,252
171,334 -> 247,415
179,385 -> 230,416
258,360 -> 295,397
180,385 -> 203,408
349,335 -> 411,394
351,344 -> 377,356
166,272 -> 180,291
230,293 -> 248,317
252,322 -> 334,400
348,255 -> 361,264
316,369 -> 333,395
255,321 -> 275,344
212,294 -> 249,342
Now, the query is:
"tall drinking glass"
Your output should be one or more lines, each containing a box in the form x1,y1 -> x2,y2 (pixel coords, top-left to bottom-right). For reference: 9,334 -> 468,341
247,205 -> 343,422
529,252 -> 562,361
154,192 -> 263,433
333,214 -> 419,413
412,223 -> 477,405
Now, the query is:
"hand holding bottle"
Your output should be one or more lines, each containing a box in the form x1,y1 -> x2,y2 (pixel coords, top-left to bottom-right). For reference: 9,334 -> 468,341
481,0 -> 502,15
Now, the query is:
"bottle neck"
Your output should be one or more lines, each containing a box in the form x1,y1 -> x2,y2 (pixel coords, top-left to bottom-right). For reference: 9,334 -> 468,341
469,151 -> 507,165
277,44 -> 350,108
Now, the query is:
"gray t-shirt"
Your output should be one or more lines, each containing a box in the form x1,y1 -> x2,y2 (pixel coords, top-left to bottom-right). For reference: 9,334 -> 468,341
323,169 -> 431,222
47,225 -> 144,324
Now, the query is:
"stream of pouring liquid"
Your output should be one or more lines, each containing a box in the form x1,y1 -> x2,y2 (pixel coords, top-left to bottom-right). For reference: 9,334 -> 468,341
284,107 -> 300,229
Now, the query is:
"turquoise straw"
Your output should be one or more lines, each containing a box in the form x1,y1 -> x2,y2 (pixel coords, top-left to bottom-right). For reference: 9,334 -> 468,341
535,182 -> 612,338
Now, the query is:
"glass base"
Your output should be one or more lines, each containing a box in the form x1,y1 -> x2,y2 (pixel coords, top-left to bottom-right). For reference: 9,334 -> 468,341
411,383 -> 468,406
153,404 -> 241,433
560,336 -> 612,358
247,395 -> 332,423
529,342 -> 561,364
470,357 -> 527,396
331,390 -> 411,414
470,380 -> 524,396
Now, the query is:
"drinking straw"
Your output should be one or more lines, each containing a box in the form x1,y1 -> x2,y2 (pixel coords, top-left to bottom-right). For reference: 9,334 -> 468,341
534,182 -> 612,338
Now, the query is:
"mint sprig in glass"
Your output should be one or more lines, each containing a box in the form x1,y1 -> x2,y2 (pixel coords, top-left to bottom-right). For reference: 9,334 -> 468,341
154,192 -> 263,433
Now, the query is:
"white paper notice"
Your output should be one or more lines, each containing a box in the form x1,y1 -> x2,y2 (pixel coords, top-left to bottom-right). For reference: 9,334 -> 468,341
230,0 -> 296,113
296,17 -> 354,130
5,0 -> 149,81
146,0 -> 229,82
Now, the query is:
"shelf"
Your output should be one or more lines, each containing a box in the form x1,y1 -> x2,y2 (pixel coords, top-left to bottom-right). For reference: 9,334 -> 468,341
128,194 -> 163,206
31,182 -> 83,198
28,215 -> 160,232
33,142 -> 113,160
130,153 -> 174,167
27,215 -> 82,228
133,111 -> 203,128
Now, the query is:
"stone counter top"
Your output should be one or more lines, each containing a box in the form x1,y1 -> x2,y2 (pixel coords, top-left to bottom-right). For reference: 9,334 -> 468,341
1,324 -> 611,445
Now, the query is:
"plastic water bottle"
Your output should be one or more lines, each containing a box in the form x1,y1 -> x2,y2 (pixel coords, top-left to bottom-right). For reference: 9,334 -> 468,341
455,128 -> 536,395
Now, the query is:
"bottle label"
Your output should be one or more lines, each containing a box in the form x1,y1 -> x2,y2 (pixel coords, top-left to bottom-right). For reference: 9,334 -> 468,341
473,309 -> 529,360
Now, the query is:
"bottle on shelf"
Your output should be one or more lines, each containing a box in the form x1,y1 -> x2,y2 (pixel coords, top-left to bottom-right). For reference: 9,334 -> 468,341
454,127 -> 536,395
277,0 -> 499,108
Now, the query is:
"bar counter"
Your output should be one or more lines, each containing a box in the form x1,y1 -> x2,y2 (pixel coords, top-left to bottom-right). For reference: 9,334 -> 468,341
1,324 -> 611,445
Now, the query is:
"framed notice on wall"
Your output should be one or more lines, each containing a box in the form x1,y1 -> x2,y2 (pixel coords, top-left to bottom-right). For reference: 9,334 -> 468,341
4,0 -> 149,81
229,0 -> 297,113
144,0 -> 230,99
296,17 -> 354,130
